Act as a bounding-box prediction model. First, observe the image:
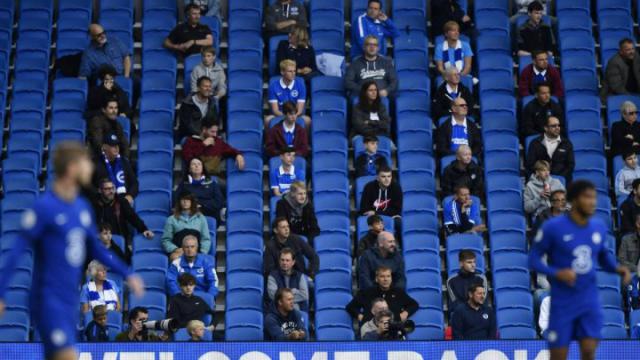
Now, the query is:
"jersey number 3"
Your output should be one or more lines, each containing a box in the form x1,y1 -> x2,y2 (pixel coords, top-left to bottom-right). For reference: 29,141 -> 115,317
571,245 -> 592,274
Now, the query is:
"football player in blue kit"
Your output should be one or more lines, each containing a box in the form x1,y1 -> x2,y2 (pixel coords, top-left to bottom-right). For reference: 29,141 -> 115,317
529,180 -> 631,360
0,142 -> 144,360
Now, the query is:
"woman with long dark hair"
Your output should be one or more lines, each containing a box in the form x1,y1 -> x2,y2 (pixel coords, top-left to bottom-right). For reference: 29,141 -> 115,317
161,191 -> 211,260
351,80 -> 391,138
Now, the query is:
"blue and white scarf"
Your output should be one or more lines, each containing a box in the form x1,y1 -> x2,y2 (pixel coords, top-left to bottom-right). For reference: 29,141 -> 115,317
87,280 -> 118,311
103,153 -> 125,194
442,40 -> 463,72
188,174 -> 206,185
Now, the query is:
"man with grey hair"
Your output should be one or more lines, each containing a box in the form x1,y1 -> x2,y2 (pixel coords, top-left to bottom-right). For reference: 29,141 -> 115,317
603,38 -> 640,96
357,231 -> 406,289
441,144 -> 484,197
611,100 -> 640,156
432,67 -> 474,121
166,234 -> 218,297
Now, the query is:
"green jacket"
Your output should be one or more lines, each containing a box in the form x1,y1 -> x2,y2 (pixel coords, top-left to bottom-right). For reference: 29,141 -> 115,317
161,213 -> 211,254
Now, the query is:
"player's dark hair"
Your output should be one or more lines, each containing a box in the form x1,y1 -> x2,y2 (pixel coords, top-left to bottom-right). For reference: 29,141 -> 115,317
566,180 -> 596,202
367,214 -> 383,226
377,165 -> 392,175
178,273 -> 197,286
128,307 -> 148,325
52,141 -> 90,178
527,1 -> 543,12
196,76 -> 211,88
468,283 -> 484,295
459,249 -> 476,262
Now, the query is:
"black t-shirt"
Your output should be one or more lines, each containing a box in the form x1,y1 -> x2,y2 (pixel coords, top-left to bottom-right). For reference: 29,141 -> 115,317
168,22 -> 212,56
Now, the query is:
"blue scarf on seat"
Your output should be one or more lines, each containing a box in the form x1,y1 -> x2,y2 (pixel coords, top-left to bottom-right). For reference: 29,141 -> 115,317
103,153 -> 125,194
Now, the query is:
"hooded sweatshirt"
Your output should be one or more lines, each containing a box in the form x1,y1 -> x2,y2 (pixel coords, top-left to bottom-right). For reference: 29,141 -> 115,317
616,165 -> 640,197
264,303 -> 307,340
523,175 -> 565,217
358,247 -> 406,290
359,179 -> 403,217
190,61 -> 226,98
275,193 -> 320,243
345,55 -> 398,97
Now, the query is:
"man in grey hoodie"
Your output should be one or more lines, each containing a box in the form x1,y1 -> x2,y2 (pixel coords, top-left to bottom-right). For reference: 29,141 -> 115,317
616,151 -> 640,198
345,35 -> 398,98
524,160 -> 565,219
189,46 -> 226,100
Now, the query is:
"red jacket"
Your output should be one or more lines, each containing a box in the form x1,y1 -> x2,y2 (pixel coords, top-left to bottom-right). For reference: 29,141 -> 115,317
265,122 -> 310,158
518,63 -> 564,98
182,136 -> 242,164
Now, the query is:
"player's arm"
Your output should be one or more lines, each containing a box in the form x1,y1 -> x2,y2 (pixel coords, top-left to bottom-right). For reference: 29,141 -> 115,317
598,236 -> 632,285
528,226 -> 561,278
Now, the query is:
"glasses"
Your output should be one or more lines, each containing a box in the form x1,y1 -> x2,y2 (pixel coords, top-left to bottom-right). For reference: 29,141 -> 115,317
547,124 -> 560,128
626,111 -> 639,115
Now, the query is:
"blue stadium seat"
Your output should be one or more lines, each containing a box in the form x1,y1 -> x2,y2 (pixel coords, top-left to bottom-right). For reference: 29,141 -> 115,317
493,270 -> 530,292
397,71 -> 430,97
393,33 -> 429,59
557,15 -> 592,40
314,191 -> 349,217
0,311 -> 29,341
597,0 -> 631,18
494,290 -> 533,313
136,270 -> 166,294
139,93 -> 175,119
395,55 -> 429,76
489,214 -> 526,238
402,213 -> 438,236
407,287 -> 442,311
315,309 -> 353,339
403,193 -> 438,218
313,170 -> 349,198
268,35 -> 289,75
313,151 -> 348,177
475,12 -> 509,37
399,172 -> 436,196
560,35 -> 596,61
405,252 -> 440,274
600,289 -> 623,311
317,214 -> 350,238
398,152 -> 435,177
407,309 -> 444,340
476,34 -> 511,57
403,233 -> 439,256
315,270 -> 352,294
570,132 -> 604,154
225,273 -> 263,311
490,232 -> 527,254
2,290 -> 30,315
131,233 -> 164,255
487,191 -> 524,216
601,309 -> 627,339
132,253 -> 168,273
484,152 -> 519,176
500,326 -> 537,339
492,252 -> 529,275
556,0 -> 590,17
129,292 -> 166,321
497,308 -> 533,328
225,310 -> 263,341
597,271 -> 621,292
226,251 -> 262,275
315,291 -> 352,311
314,234 -> 351,256
574,153 -> 607,178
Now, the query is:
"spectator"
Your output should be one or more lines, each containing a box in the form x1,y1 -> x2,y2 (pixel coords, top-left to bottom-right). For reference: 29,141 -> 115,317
524,160 -> 565,218
84,305 -> 109,342
618,213 -> 640,273
351,81 -> 392,139
88,98 -> 129,158
432,67 -> 474,122
358,232 -> 406,290
357,215 -> 385,256
166,234 -> 218,297
451,284 -> 497,340
352,0 -> 399,58
444,185 -> 486,236
93,133 -> 137,203
182,120 -> 245,176
264,288 -> 307,341
185,0 -> 222,20
620,179 -> 640,235
79,24 -> 131,80
617,152 -> 640,197
525,116 -> 574,183
85,65 -> 133,120
447,250 -> 488,311
361,310 -> 394,340
359,166 -> 403,234
275,182 -> 320,244
513,0 -> 549,17
628,275 -> 640,310
96,222 -> 127,264
521,82 -> 564,138
265,0 -> 308,36
92,178 -> 154,251
167,273 -> 216,328
611,101 -> 640,157
516,1 -> 555,57
267,248 -> 310,311
441,145 -> 484,197
161,191 -> 211,260
434,21 -> 473,77
533,189 -> 568,232
347,266 -> 418,328
179,76 -> 219,140
116,307 -> 162,341
264,217 -> 319,277
355,135 -> 390,178
175,157 -> 225,223
276,26 -> 319,82
186,320 -> 207,341
603,38 -> 640,96
538,295 -> 550,338
431,0 -> 473,38
436,97 -> 482,158
356,298 -> 389,338
270,147 -> 305,197
80,260 -> 121,313
518,50 -> 563,98
345,35 -> 398,98
164,4 -> 213,56
189,47 -> 226,107
265,102 -> 310,158
267,60 -> 310,128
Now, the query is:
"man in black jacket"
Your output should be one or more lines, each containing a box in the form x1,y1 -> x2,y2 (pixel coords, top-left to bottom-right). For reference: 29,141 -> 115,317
357,215 -> 385,256
92,178 -> 154,252
358,232 -> 406,289
620,179 -> 640,235
347,265 -> 418,326
264,217 -> 319,278
432,67 -> 474,122
441,145 -> 484,197
167,273 -> 216,329
446,250 -> 488,312
359,165 -> 403,240
275,181 -> 320,245
93,133 -> 138,204
521,82 -> 563,138
525,116 -> 575,183
178,76 -> 218,140
436,97 -> 483,158
451,284 -> 497,340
